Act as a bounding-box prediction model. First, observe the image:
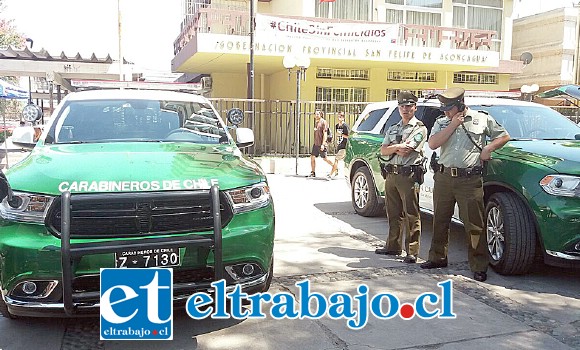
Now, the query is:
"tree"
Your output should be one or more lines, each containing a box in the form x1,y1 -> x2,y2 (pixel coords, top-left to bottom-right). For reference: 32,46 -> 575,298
0,0 -> 27,124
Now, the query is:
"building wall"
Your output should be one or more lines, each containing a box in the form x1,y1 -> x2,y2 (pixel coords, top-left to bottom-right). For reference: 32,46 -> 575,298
510,7 -> 579,90
214,64 -> 510,103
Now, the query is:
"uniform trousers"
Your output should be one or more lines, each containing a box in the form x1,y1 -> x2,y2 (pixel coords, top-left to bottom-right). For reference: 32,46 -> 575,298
428,171 -> 489,272
384,173 -> 421,256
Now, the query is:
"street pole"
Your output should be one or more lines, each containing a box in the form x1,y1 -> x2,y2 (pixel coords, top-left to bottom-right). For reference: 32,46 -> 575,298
249,0 -> 255,102
295,69 -> 301,175
118,0 -> 123,81
249,0 -> 255,155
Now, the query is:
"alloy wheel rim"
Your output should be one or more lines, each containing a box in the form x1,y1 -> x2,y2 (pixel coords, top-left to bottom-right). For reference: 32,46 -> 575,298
486,206 -> 505,261
354,175 -> 368,209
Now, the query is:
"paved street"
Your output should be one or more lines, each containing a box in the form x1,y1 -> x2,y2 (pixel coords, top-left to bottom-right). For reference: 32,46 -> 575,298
0,165 -> 579,350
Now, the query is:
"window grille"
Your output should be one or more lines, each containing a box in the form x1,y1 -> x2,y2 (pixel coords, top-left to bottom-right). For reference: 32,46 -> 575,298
387,71 -> 436,82
316,68 -> 370,80
316,87 -> 368,113
453,72 -> 497,84
386,89 -> 425,101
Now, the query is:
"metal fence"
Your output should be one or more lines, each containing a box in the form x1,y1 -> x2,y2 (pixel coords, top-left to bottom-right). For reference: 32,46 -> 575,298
551,106 -> 580,124
209,98 -> 365,157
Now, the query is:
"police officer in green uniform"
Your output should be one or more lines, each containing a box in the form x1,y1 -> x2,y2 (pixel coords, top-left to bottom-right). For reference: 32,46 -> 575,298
375,91 -> 427,263
420,87 -> 510,281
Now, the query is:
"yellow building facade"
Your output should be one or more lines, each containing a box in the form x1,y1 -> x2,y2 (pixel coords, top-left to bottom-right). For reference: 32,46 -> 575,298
171,0 -> 522,156
173,0 -> 521,103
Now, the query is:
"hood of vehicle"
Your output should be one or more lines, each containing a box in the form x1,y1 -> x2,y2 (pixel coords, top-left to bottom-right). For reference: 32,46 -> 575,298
6,143 -> 266,195
500,140 -> 580,174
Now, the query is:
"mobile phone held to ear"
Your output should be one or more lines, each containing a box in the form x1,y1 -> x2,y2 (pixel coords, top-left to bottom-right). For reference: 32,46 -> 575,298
458,103 -> 466,112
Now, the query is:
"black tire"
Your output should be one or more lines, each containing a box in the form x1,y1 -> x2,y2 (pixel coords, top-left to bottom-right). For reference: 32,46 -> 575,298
0,294 -> 16,319
351,167 -> 384,217
486,192 -> 536,275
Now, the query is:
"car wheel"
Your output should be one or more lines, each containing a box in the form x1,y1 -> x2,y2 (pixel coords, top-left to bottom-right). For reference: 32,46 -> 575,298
0,294 -> 16,319
351,167 -> 383,217
486,192 -> 536,275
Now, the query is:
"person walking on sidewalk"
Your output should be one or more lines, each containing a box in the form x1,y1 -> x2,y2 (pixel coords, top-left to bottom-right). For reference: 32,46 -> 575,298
420,87 -> 510,282
375,91 -> 427,264
308,109 -> 333,178
327,111 -> 349,180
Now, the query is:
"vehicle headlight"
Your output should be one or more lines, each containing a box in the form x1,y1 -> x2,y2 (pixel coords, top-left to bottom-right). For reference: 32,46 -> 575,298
0,192 -> 55,223
225,183 -> 271,214
540,175 -> 580,198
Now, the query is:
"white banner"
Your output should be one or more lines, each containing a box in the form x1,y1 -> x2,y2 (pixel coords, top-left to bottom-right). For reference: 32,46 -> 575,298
196,14 -> 499,67
256,14 -> 399,46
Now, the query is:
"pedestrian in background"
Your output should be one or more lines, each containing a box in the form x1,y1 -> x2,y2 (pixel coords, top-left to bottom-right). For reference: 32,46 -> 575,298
327,111 -> 349,180
420,87 -> 510,281
375,91 -> 427,264
308,109 -> 333,178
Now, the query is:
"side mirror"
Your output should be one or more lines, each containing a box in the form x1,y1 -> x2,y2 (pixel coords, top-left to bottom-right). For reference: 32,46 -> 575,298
10,126 -> 37,149
235,127 -> 254,148
226,108 -> 244,126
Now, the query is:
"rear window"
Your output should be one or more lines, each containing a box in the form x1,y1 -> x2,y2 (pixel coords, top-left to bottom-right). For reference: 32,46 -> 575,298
357,108 -> 388,132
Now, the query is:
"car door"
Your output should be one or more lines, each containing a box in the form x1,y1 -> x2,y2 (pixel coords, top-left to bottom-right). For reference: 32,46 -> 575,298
415,104 -> 460,219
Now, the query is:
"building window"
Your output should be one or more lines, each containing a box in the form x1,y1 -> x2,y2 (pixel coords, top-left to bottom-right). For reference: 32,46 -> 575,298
384,0 -> 443,26
453,72 -> 498,84
316,87 -> 368,112
452,0 -> 503,51
315,0 -> 370,21
386,89 -> 426,101
387,70 -> 436,82
316,68 -> 370,80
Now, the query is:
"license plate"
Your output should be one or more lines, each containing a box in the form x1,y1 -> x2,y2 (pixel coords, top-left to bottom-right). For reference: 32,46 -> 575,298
115,247 -> 181,268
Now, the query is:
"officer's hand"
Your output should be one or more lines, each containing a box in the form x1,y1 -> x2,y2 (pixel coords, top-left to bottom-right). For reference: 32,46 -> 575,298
480,145 -> 493,161
450,111 -> 465,127
396,144 -> 413,156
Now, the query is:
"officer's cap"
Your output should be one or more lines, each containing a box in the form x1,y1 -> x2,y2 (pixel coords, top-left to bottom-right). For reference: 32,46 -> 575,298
397,91 -> 418,106
438,87 -> 465,111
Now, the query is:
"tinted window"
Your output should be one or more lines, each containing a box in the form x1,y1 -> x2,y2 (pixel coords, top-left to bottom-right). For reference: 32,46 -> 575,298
473,105 -> 580,140
358,107 -> 388,132
379,106 -> 441,136
415,106 -> 441,137
47,99 -> 227,144
380,108 -> 402,135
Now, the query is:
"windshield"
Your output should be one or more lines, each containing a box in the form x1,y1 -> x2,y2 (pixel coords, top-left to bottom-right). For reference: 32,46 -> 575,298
473,104 -> 580,140
46,99 -> 229,144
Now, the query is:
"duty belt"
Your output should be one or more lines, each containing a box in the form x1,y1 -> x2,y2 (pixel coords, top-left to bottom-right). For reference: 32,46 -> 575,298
384,164 -> 420,176
437,165 -> 483,177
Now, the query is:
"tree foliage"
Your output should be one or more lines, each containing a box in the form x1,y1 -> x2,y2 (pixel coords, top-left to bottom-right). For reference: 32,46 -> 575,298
0,0 -> 27,121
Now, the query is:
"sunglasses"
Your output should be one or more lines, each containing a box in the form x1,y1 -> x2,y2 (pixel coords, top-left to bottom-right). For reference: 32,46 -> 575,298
439,103 -> 457,112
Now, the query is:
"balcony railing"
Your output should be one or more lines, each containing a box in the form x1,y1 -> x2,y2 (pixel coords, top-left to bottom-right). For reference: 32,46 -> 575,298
174,7 -> 499,56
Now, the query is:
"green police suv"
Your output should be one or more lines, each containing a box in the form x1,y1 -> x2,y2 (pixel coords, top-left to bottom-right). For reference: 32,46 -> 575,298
0,83 -> 274,318
345,96 -> 580,275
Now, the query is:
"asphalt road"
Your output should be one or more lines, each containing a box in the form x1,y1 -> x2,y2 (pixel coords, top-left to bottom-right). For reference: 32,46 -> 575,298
0,171 -> 578,350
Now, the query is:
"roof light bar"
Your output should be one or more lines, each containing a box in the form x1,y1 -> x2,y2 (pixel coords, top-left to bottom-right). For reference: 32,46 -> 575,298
71,80 -> 205,92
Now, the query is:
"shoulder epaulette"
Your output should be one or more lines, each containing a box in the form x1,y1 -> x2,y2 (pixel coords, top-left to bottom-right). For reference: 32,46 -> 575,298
477,110 -> 489,115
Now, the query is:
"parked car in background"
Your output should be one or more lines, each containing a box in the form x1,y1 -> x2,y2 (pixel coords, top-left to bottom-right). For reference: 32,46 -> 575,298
0,82 -> 275,318
345,96 -> 580,275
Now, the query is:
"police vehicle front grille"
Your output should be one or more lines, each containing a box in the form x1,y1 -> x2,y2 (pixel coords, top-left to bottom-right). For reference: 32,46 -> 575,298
70,267 -> 215,295
45,191 -> 233,238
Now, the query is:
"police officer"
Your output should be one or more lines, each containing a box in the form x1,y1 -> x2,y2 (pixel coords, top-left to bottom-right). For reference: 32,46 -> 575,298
375,91 -> 427,264
420,87 -> 510,281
